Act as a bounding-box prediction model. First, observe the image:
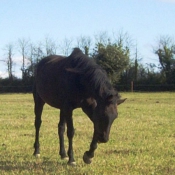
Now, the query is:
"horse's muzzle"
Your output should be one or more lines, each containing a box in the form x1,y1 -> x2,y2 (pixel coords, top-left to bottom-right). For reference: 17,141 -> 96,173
98,138 -> 109,143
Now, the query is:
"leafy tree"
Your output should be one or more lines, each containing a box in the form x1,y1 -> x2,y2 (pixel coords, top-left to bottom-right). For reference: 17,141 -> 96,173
120,60 -> 143,84
93,40 -> 130,84
155,36 -> 175,84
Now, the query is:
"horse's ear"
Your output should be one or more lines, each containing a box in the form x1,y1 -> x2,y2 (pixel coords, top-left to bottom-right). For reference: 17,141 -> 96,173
86,97 -> 97,109
117,98 -> 127,105
66,68 -> 81,73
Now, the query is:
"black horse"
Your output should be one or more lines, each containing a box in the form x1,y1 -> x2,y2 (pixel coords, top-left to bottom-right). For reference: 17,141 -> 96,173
33,48 -> 126,165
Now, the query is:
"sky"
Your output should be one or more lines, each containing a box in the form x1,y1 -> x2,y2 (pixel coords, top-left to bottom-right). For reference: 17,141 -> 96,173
0,0 -> 175,78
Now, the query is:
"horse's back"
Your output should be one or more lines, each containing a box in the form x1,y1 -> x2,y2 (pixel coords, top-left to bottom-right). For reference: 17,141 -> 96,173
37,55 -> 65,70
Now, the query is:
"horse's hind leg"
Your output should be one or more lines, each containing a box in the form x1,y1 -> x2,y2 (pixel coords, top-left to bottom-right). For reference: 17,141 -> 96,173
58,113 -> 67,159
33,91 -> 45,157
60,107 -> 76,165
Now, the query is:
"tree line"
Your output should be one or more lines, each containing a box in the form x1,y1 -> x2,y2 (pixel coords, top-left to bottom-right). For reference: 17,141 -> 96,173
0,32 -> 175,92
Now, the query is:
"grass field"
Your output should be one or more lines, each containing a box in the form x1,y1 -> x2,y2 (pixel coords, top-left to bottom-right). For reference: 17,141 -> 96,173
0,92 -> 175,175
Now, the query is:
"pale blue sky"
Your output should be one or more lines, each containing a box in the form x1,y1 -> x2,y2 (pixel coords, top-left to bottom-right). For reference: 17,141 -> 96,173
0,0 -> 175,78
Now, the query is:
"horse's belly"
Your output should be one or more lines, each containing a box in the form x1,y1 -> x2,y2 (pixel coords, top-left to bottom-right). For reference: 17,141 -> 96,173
36,83 -> 62,108
37,84 -> 81,109
40,92 -> 62,108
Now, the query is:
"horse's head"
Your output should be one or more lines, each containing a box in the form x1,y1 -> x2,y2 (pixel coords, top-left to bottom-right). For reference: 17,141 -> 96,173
81,95 -> 126,143
93,95 -> 126,143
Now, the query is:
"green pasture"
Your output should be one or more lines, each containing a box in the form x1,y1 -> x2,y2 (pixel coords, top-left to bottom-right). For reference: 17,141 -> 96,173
0,92 -> 175,175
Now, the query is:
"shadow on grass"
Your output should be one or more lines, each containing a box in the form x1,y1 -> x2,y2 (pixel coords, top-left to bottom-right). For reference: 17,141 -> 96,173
0,158 -> 68,173
105,148 -> 145,156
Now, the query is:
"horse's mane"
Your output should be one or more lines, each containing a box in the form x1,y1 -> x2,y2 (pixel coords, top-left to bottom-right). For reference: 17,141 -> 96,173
68,48 -> 119,99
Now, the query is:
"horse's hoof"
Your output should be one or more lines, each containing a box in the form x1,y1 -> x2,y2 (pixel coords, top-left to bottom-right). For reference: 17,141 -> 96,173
67,161 -> 76,166
34,154 -> 40,158
61,156 -> 69,161
83,152 -> 92,164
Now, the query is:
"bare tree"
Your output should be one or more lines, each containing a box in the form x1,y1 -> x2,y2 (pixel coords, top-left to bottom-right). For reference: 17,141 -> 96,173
18,38 -> 29,79
27,43 -> 35,77
76,36 -> 92,55
33,43 -> 43,66
4,44 -> 14,80
44,36 -> 57,56
94,31 -> 109,46
113,30 -> 133,50
60,38 -> 73,56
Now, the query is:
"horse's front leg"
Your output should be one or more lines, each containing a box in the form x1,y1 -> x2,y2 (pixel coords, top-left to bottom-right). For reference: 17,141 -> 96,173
83,133 -> 98,164
60,108 -> 76,165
